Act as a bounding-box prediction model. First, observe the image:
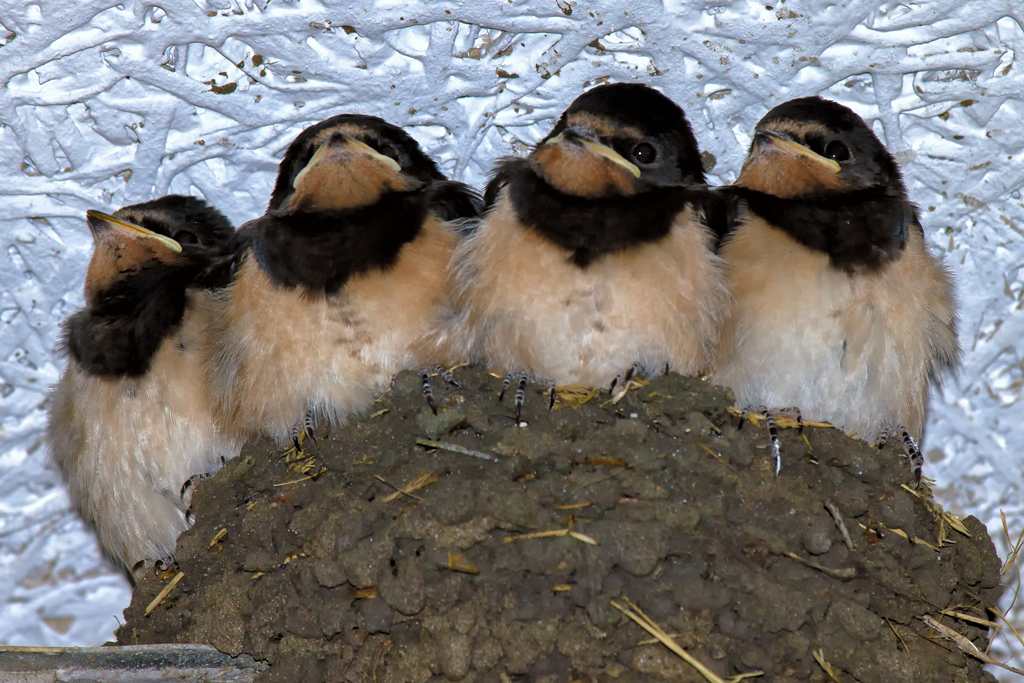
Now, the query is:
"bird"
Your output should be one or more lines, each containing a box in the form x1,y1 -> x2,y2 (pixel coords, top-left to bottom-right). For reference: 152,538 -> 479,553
416,82 -> 729,416
206,114 -> 481,444
46,195 -> 242,578
711,96 -> 959,479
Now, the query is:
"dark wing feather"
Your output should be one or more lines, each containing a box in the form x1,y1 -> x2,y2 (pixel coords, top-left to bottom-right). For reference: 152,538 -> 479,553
427,181 -> 483,223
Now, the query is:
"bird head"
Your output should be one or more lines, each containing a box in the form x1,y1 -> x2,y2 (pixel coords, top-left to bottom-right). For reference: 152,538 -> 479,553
82,196 -> 234,303
530,82 -> 706,198
736,96 -> 906,199
269,115 -> 446,214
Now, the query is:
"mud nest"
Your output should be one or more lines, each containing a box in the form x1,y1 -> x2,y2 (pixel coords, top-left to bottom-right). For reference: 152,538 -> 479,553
117,368 -> 1004,683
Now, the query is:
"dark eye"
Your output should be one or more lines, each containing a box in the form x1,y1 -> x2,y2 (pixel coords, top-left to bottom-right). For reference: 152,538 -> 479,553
379,144 -> 400,161
173,229 -> 198,246
631,142 -> 657,164
825,140 -> 850,161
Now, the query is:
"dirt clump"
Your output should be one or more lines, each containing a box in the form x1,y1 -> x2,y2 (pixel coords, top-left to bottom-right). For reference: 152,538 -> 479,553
117,367 -> 1004,682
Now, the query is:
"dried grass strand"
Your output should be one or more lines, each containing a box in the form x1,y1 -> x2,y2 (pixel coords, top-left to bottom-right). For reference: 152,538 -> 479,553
144,571 -> 184,617
999,510 -> 1023,615
920,615 -> 1024,676
938,609 -> 1002,630
553,502 -> 592,510
991,607 -> 1024,653
812,649 -> 842,683
553,383 -> 600,409
784,551 -> 856,579
208,528 -> 227,549
612,598 -> 762,683
378,472 -> 436,502
885,617 -> 909,653
415,438 -> 498,461
504,528 -> 598,545
824,501 -> 854,552
273,465 -> 328,487
726,406 -> 831,430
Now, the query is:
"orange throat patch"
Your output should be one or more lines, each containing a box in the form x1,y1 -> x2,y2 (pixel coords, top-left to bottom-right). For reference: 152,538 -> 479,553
532,142 -> 638,198
736,140 -> 843,198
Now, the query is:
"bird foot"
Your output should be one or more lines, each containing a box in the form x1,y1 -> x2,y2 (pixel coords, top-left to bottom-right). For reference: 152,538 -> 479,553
132,556 -> 177,582
609,363 -> 646,403
609,363 -> 642,394
775,406 -> 803,434
154,555 -> 176,573
420,364 -> 462,415
179,471 -> 216,504
739,405 -> 783,477
498,371 -> 553,422
290,410 -> 320,453
876,425 -> 923,487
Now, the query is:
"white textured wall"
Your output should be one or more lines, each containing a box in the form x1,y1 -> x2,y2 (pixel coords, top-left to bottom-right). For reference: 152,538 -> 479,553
0,0 -> 1020,673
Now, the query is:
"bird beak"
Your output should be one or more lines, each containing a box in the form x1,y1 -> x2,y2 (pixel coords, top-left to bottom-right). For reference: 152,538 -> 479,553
83,210 -> 184,301
344,137 -> 402,173
291,134 -> 401,191
284,132 -> 419,212
754,130 -> 841,174
85,210 -> 183,254
544,131 -> 642,179
532,127 -> 643,198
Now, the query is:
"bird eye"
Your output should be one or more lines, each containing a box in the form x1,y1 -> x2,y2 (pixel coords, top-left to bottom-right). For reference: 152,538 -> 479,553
379,144 -> 400,162
631,142 -> 657,164
825,141 -> 850,162
173,229 -> 198,246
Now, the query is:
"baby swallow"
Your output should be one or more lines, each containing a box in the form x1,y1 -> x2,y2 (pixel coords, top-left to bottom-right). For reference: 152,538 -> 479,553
712,96 -> 959,478
46,196 -> 241,578
417,83 -> 729,415
207,114 -> 480,443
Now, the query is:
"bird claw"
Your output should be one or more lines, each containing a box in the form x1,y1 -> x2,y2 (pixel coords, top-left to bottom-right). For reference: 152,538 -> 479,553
609,362 -> 643,395
420,365 -> 462,415
777,406 -> 803,434
877,426 -> 922,487
513,374 -> 528,421
498,371 -> 542,422
498,371 -> 515,402
737,407 -> 749,431
179,471 -> 215,503
133,556 -> 177,581
439,367 -> 461,389
421,368 -> 438,415
290,410 -> 318,453
901,428 -> 923,488
761,407 -> 782,477
154,556 -> 176,573
740,405 -> 782,476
